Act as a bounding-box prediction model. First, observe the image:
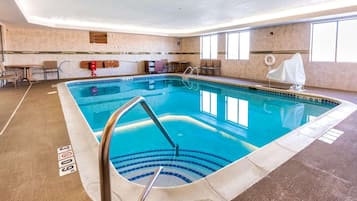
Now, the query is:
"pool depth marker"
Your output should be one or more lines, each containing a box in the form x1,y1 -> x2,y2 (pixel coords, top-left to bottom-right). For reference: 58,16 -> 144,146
57,145 -> 77,176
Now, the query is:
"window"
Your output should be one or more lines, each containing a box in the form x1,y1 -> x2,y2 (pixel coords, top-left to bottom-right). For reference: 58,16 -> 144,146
311,22 -> 337,62
227,33 -> 239,60
200,35 -> 217,59
311,18 -> 357,62
226,31 -> 250,60
337,19 -> 357,62
225,96 -> 248,127
200,90 -> 217,116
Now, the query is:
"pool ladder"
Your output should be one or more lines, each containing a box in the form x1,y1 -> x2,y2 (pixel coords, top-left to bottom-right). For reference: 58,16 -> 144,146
183,66 -> 199,77
98,96 -> 179,201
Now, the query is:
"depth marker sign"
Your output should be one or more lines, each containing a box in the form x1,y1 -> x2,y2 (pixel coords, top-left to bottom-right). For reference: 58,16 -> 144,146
57,145 -> 77,176
57,145 -> 72,153
59,164 -> 77,176
58,150 -> 74,160
58,157 -> 75,168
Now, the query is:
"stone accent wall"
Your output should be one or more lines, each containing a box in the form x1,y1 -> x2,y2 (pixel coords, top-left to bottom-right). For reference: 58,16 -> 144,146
3,25 -> 181,79
181,23 -> 357,92
3,22 -> 357,91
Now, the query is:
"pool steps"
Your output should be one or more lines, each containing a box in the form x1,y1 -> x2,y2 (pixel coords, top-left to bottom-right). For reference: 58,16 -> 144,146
111,149 -> 231,186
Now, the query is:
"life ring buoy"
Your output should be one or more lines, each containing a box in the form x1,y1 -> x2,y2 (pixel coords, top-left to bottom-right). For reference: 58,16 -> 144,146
264,54 -> 276,66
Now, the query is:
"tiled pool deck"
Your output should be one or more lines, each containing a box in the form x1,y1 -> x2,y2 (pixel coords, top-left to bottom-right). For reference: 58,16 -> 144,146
0,75 -> 356,201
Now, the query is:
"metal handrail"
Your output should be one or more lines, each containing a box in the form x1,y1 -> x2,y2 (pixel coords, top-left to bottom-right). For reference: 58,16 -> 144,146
183,66 -> 199,77
192,67 -> 199,77
183,66 -> 193,75
99,96 -> 178,201
139,166 -> 163,201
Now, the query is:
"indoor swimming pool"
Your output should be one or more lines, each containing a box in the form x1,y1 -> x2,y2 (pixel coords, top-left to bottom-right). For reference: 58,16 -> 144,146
66,75 -> 336,187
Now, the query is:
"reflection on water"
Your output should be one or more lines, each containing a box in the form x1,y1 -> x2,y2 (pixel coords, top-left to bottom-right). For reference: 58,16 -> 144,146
200,90 -> 217,116
78,80 -> 170,97
81,86 -> 121,97
225,96 -> 249,127
280,103 -> 305,129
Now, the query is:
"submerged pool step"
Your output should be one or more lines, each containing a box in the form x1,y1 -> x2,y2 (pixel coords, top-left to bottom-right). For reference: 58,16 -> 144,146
111,149 -> 231,165
128,169 -> 193,184
110,149 -> 231,186
112,152 -> 224,170
115,158 -> 217,172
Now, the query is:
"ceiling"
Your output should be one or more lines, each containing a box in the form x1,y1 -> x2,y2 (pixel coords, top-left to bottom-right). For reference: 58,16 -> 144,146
1,0 -> 357,36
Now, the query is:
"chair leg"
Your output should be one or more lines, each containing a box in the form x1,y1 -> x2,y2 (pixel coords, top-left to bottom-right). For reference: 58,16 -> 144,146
57,70 -> 60,80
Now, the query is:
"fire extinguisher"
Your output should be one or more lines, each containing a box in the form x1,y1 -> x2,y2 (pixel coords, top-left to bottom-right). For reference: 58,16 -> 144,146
89,61 -> 97,77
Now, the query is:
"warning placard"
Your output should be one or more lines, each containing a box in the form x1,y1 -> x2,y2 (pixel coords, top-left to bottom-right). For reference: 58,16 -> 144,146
58,150 -> 74,161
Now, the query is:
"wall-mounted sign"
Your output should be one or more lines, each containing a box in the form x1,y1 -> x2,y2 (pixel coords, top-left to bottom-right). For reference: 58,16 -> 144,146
89,32 -> 107,44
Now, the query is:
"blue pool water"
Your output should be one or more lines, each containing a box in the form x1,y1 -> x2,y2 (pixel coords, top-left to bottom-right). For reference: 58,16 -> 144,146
68,75 -> 335,186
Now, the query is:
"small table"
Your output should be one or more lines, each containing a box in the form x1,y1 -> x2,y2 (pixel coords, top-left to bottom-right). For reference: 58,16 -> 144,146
5,64 -> 43,82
